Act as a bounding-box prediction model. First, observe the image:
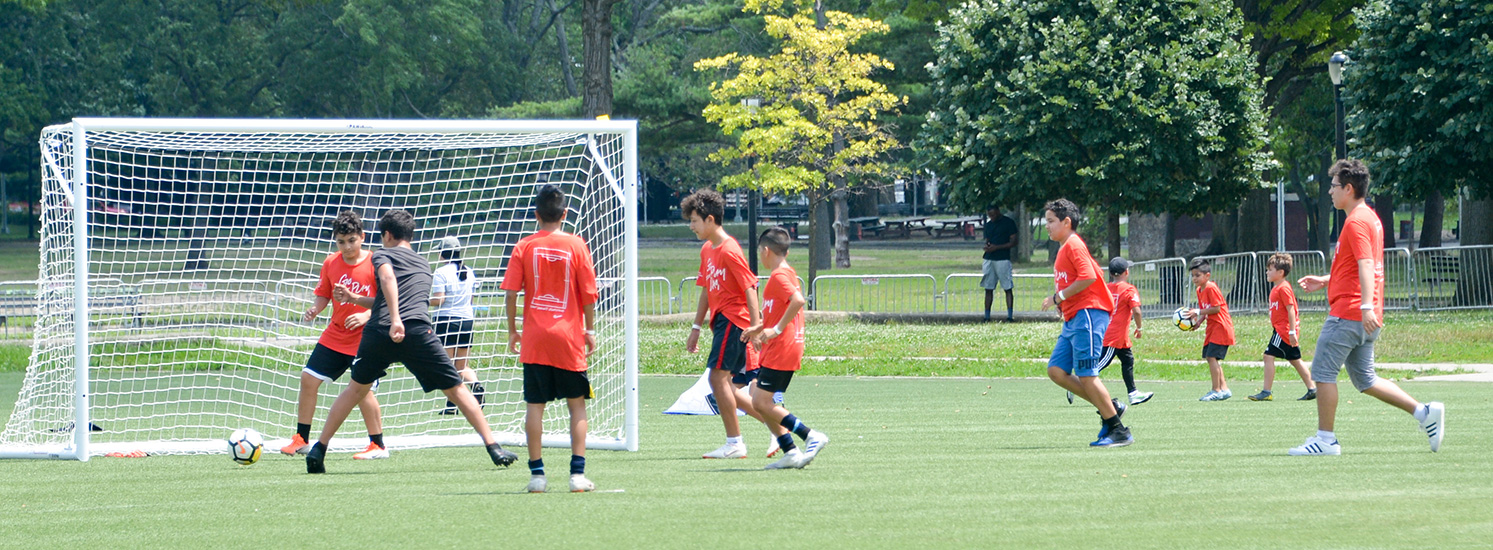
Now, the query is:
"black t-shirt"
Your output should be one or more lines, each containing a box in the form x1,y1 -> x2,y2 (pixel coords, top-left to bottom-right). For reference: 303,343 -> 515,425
369,246 -> 433,327
983,215 -> 1018,261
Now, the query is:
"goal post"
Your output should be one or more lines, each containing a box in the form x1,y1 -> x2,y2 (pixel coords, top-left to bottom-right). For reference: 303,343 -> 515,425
0,118 -> 640,460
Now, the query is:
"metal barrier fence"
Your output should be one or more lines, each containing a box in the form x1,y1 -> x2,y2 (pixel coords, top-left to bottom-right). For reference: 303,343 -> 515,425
674,274 -> 807,315
1383,248 -> 1414,311
810,274 -> 940,313
942,273 -> 1055,314
1413,245 -> 1493,311
1126,257 -> 1189,319
1192,252 -> 1267,313
1249,251 -> 1331,313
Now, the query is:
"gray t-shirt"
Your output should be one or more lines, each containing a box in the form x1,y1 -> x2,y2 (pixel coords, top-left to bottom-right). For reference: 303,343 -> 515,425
370,246 -> 433,327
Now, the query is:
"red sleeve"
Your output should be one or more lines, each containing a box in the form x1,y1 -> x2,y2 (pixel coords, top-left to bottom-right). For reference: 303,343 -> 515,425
1068,246 -> 1099,286
1348,218 -> 1376,262
1204,285 -> 1223,306
314,258 -> 333,299
1127,285 -> 1141,308
725,247 -> 757,294
499,243 -> 526,292
575,238 -> 599,306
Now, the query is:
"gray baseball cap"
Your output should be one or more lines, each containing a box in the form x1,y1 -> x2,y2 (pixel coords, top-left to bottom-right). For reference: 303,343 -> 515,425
433,236 -> 462,252
1108,257 -> 1132,275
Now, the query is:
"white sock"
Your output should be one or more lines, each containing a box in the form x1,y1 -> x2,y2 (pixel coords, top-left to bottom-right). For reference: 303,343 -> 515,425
1316,430 -> 1336,442
726,436 -> 743,446
1413,404 -> 1429,422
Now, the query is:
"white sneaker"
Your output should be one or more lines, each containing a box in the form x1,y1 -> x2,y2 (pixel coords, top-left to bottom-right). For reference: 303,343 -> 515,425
702,442 -> 748,459
766,436 -> 781,458
1420,402 -> 1445,452
527,475 -> 547,493
800,430 -> 829,466
1129,390 -> 1154,405
1288,434 -> 1341,456
765,448 -> 810,470
352,442 -> 390,460
569,474 -> 595,492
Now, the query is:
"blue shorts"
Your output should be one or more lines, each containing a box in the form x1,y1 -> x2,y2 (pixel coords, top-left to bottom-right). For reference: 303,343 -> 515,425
1048,309 -> 1111,377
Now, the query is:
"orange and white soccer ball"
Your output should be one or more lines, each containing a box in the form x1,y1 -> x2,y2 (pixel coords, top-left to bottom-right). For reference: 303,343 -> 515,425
228,428 -> 264,465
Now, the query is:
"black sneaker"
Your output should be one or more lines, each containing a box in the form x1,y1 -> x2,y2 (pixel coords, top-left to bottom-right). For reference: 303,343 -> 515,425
439,400 -> 457,415
1299,389 -> 1317,401
306,442 -> 327,474
1111,398 -> 1127,420
1248,390 -> 1274,401
487,443 -> 518,467
1091,425 -> 1133,447
471,382 -> 486,407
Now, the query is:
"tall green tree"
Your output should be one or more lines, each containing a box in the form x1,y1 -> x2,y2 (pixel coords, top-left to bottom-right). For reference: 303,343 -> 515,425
695,0 -> 902,280
920,0 -> 1274,258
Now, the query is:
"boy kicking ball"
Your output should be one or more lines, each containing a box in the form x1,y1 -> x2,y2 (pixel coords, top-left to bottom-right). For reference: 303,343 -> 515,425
502,185 -> 599,493
306,209 -> 519,473
744,228 -> 828,469
1249,253 -> 1316,402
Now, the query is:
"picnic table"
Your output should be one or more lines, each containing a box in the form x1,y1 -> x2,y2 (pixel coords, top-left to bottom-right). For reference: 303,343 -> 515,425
883,217 -> 931,238
934,216 -> 984,240
847,216 -> 886,240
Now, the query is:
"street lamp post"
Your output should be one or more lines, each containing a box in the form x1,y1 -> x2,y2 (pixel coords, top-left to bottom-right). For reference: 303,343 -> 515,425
1329,51 -> 1350,241
743,98 -> 762,274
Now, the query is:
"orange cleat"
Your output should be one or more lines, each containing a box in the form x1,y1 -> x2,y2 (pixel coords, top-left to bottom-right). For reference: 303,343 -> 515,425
281,434 -> 310,456
352,442 -> 389,460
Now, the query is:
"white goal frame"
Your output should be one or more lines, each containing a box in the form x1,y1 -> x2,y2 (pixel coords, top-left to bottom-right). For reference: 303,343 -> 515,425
1,118 -> 640,460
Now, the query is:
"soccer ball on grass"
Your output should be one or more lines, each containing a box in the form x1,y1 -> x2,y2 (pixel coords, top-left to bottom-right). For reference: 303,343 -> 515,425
228,428 -> 264,465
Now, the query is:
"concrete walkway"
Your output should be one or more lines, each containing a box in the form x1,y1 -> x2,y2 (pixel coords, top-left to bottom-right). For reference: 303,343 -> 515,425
803,355 -> 1493,382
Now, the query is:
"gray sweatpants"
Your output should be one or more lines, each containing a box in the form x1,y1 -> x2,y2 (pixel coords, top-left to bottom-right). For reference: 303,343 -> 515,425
1310,316 -> 1381,391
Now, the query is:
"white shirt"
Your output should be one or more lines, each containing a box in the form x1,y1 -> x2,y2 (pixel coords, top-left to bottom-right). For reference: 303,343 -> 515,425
431,262 -> 478,320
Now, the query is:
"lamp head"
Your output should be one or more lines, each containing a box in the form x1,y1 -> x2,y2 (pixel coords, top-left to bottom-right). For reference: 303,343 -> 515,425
1328,51 -> 1350,85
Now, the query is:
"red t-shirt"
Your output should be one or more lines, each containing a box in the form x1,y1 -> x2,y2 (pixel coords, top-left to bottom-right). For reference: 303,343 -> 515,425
698,238 -> 757,329
314,252 -> 376,356
759,265 -> 805,371
1053,235 -> 1114,320
1329,205 -> 1385,321
499,230 -> 599,372
1196,280 -> 1236,346
1269,283 -> 1299,341
1103,281 -> 1140,349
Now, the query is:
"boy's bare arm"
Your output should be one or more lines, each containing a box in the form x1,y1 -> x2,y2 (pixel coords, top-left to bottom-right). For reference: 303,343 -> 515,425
583,303 -> 597,356
505,291 -> 520,354
304,295 -> 331,323
376,263 -> 405,342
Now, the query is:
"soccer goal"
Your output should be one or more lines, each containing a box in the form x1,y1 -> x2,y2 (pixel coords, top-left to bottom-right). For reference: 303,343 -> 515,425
0,118 -> 639,460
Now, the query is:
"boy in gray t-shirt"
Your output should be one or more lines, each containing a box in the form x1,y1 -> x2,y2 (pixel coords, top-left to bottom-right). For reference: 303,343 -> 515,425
306,209 -> 519,473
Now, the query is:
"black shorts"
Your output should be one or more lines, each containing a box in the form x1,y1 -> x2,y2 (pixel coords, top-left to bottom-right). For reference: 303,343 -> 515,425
755,367 -> 795,393
523,363 -> 593,403
1264,331 -> 1302,361
350,321 -> 463,393
434,318 -> 474,349
1095,347 -> 1133,372
706,312 -> 754,376
304,343 -> 356,382
1203,343 -> 1230,360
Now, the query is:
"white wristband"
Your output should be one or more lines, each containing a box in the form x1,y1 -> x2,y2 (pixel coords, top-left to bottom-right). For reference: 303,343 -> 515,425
690,324 -> 702,331
1359,304 -> 1375,310
1056,290 -> 1066,301
586,329 -> 596,335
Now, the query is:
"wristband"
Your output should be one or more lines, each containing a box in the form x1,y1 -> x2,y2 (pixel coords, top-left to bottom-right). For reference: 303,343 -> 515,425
1056,289 -> 1066,301
586,330 -> 596,335
1359,303 -> 1375,310
690,324 -> 702,331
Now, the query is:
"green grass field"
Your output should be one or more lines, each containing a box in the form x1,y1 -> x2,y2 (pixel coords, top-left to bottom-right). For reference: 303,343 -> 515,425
1,373 -> 1488,548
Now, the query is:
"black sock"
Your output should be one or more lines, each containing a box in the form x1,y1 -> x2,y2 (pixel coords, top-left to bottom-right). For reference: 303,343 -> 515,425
570,455 -> 585,475
776,433 -> 797,453
781,414 -> 812,440
1102,414 -> 1124,431
296,423 -> 311,442
369,433 -> 384,449
529,459 -> 544,476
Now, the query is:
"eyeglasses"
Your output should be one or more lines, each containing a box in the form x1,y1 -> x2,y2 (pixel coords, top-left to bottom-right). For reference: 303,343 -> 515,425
1329,182 -> 1346,189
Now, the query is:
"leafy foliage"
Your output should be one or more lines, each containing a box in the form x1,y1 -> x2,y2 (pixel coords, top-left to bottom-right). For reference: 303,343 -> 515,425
919,0 -> 1275,216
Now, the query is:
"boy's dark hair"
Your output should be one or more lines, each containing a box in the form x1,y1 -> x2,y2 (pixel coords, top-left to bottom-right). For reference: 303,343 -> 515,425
1329,158 -> 1371,199
1043,198 -> 1081,229
681,189 -> 726,226
1188,257 -> 1212,273
536,184 -> 567,223
331,210 -> 364,236
1267,252 -> 1293,277
378,209 -> 416,242
760,227 -> 793,257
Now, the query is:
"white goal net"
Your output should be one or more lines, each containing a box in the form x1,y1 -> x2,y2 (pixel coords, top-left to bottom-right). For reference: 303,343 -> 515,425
0,118 -> 639,460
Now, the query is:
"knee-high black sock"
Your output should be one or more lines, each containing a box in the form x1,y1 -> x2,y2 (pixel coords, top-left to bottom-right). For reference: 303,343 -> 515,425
296,423 -> 311,442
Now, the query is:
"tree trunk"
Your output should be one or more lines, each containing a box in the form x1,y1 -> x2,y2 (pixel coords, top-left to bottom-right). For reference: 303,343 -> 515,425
1453,196 -> 1492,306
581,0 -> 614,118
1374,193 -> 1396,249
1419,190 -> 1443,248
1317,162 -> 1334,255
833,188 -> 851,268
550,0 -> 579,97
1014,204 -> 1033,263
1105,210 -> 1121,260
1237,188 -> 1274,252
811,190 -> 832,273
1462,195 -> 1492,246
1164,212 -> 1177,258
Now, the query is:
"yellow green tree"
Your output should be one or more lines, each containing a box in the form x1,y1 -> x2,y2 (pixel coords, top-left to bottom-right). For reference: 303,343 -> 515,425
695,0 -> 902,281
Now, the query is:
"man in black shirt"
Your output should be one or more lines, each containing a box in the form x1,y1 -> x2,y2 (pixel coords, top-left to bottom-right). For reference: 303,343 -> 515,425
982,206 -> 1019,322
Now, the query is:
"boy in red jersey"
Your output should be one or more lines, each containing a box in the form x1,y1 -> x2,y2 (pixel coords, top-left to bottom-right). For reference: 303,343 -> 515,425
1289,159 -> 1443,456
681,190 -> 768,459
1096,257 -> 1151,405
1248,253 -> 1316,402
280,210 -> 388,460
1039,199 -> 1130,447
1184,259 -> 1236,401
503,185 -> 599,493
745,227 -> 828,469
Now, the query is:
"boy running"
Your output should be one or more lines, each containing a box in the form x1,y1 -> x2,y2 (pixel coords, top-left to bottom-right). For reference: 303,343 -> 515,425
1249,253 -> 1317,401
1289,159 -> 1444,456
1185,259 -> 1236,401
1099,257 -> 1152,405
681,189 -> 769,459
744,227 -> 829,469
1039,199 -> 1130,447
281,210 -> 388,460
502,185 -> 599,493
306,209 -> 519,473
